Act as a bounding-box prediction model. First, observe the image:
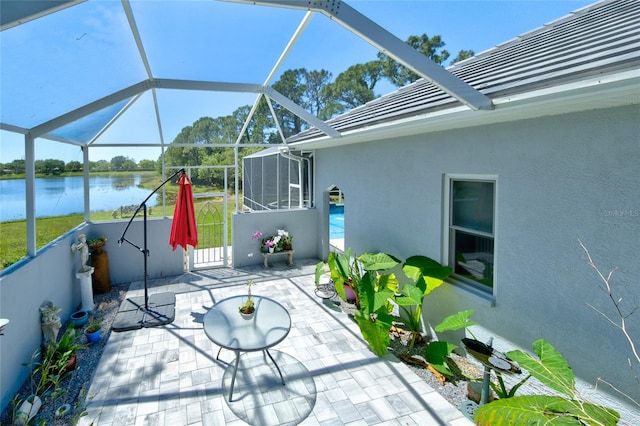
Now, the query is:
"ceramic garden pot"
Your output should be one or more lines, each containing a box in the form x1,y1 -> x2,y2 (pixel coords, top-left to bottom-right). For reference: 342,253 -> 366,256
15,395 -> 41,426
84,327 -> 102,343
70,310 -> 88,327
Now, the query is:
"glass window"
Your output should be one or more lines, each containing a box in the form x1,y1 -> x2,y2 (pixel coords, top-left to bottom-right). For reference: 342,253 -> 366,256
448,178 -> 495,292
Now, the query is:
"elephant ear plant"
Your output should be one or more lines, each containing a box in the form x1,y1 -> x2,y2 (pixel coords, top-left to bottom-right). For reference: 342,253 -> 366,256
356,254 -> 451,358
316,250 -> 451,358
392,256 -> 452,349
474,339 -> 620,426
352,252 -> 402,357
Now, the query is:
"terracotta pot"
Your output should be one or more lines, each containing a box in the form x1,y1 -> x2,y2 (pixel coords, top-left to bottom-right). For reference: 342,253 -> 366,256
60,353 -> 77,376
91,246 -> 111,294
89,241 -> 106,252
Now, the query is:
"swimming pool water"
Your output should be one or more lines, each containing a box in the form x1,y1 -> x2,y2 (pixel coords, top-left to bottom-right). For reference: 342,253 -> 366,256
329,204 -> 344,239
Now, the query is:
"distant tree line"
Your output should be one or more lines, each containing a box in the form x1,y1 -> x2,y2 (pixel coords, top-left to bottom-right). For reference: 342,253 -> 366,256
162,33 -> 473,190
0,156 -> 157,176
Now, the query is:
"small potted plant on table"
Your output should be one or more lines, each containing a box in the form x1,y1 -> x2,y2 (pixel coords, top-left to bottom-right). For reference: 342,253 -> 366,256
238,280 -> 256,319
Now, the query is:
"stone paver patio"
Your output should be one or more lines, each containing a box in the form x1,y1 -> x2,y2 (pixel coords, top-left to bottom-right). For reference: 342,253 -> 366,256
80,258 -> 473,426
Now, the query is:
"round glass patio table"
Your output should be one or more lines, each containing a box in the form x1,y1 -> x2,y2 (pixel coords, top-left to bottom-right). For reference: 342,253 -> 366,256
203,295 -> 291,401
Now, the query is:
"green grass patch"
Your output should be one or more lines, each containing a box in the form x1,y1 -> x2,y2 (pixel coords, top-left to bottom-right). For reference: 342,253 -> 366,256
1,196 -> 235,269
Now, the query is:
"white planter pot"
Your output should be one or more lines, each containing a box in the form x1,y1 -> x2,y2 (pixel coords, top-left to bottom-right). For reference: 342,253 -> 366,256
15,395 -> 41,426
56,403 -> 71,418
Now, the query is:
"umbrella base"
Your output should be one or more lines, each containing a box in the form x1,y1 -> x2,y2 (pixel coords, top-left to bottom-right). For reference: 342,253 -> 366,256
112,292 -> 176,331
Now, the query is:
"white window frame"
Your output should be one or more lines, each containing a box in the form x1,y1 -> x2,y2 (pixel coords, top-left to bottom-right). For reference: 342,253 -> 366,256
442,174 -> 498,299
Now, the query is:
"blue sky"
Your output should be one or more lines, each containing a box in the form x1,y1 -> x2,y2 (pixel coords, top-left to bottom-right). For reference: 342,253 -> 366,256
0,0 -> 593,164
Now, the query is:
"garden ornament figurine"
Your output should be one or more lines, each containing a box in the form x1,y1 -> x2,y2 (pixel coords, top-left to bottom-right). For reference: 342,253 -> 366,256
71,234 -> 91,272
72,234 -> 96,311
40,301 -> 62,345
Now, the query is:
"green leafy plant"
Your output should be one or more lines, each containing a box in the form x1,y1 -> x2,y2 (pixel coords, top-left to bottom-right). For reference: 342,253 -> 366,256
352,252 -> 399,356
54,323 -> 84,358
87,236 -> 106,248
392,256 -> 451,348
15,340 -> 77,423
474,339 -> 620,425
317,250 -> 451,358
315,250 -> 400,356
420,309 -> 478,377
490,371 -> 530,400
85,317 -> 101,334
328,248 -> 367,305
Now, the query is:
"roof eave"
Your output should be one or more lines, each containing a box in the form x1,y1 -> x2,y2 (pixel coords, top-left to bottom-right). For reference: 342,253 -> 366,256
288,69 -> 640,151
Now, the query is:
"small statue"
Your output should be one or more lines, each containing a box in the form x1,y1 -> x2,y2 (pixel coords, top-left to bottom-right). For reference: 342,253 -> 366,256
71,234 -> 91,272
40,301 -> 62,345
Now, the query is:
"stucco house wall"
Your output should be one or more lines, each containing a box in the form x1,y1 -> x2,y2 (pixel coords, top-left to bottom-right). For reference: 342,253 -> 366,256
313,104 -> 639,400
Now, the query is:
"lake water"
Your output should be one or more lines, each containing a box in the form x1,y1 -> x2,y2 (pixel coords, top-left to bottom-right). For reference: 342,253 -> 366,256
0,175 -> 158,221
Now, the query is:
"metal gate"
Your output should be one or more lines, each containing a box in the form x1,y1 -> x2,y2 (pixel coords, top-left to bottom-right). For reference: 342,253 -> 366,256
189,192 -> 229,269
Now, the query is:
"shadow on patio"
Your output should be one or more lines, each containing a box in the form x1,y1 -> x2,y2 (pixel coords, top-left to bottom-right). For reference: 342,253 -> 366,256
79,259 -> 473,425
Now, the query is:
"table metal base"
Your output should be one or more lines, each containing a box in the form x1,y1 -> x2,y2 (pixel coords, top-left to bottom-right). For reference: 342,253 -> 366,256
219,349 -> 285,402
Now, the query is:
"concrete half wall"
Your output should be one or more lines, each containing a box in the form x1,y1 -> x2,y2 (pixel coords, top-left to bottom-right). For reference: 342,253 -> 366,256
0,218 -> 184,410
232,209 -> 320,268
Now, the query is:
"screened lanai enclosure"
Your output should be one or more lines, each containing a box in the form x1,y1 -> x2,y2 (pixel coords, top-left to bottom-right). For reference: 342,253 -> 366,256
1,0 -> 497,411
243,147 -> 313,211
0,0 -> 490,263
3,0 -> 640,424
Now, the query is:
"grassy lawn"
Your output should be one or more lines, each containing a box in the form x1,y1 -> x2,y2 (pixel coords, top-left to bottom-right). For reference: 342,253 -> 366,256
1,196 -> 234,269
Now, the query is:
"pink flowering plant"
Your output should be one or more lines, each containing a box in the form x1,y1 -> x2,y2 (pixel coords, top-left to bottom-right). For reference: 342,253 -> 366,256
260,229 -> 292,252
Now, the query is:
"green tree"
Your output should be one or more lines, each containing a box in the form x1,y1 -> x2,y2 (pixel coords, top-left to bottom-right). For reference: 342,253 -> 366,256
304,69 -> 334,120
138,159 -> 156,170
162,117 -> 222,170
66,160 -> 82,172
234,104 -> 268,145
378,33 -> 450,87
7,159 -> 25,174
271,68 -> 308,140
35,159 -> 65,175
110,155 -> 136,171
121,159 -> 137,171
322,61 -> 382,116
90,159 -> 111,172
451,49 -> 474,65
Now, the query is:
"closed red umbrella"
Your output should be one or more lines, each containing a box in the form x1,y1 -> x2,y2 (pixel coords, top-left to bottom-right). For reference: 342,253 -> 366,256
169,173 -> 198,250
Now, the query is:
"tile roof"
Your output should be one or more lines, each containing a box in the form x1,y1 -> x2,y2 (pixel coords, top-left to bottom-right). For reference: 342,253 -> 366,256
288,0 -> 640,143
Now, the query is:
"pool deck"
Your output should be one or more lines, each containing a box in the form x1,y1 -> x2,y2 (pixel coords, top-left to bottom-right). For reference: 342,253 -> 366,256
79,258 -> 473,426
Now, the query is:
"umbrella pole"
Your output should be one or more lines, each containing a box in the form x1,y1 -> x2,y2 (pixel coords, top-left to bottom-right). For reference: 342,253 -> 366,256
143,203 -> 149,309
113,168 -> 185,331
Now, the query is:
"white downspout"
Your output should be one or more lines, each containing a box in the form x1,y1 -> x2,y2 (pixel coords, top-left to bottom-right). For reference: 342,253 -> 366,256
279,148 -> 307,209
25,134 -> 36,256
83,146 -> 90,223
